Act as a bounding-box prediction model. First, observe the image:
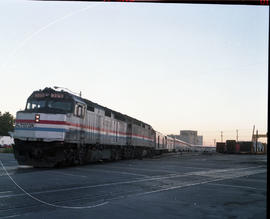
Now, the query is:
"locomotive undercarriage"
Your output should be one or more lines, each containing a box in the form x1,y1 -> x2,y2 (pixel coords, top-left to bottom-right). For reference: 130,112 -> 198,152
13,139 -> 154,167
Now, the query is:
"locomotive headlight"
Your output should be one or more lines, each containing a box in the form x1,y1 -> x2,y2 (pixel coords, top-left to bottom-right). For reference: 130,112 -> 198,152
35,114 -> 40,123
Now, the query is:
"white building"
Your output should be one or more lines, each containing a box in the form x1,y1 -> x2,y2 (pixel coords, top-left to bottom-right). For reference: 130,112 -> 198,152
0,136 -> 14,146
169,130 -> 203,146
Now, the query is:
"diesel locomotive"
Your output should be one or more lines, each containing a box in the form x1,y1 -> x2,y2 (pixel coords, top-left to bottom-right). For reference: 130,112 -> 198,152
13,87 -> 192,167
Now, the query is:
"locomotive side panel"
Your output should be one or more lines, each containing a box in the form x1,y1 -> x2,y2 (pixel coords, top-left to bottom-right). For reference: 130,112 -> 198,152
71,105 -> 129,146
130,124 -> 154,148
84,111 -> 96,144
145,125 -> 155,148
131,124 -> 142,147
117,120 -> 127,146
102,116 -> 111,145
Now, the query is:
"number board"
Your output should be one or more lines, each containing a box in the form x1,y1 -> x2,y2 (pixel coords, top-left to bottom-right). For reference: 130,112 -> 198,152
34,93 -> 64,98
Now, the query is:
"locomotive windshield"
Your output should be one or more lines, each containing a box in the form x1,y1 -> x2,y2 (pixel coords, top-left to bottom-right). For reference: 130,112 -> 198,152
25,99 -> 73,113
26,100 -> 46,110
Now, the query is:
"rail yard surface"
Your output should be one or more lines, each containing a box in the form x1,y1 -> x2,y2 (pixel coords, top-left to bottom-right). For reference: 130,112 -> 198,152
0,152 -> 266,219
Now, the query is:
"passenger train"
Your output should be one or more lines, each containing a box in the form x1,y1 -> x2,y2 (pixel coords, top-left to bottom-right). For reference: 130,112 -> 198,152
13,87 -> 205,167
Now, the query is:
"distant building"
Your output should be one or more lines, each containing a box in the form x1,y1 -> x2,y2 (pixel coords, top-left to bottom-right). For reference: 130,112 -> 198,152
168,130 -> 203,146
197,135 -> 203,145
0,136 -> 14,146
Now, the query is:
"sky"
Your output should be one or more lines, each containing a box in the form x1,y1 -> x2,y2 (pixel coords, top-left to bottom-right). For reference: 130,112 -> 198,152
0,0 -> 268,145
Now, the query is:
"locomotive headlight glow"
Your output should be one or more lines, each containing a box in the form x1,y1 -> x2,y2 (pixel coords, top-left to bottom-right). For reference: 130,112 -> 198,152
35,114 -> 40,123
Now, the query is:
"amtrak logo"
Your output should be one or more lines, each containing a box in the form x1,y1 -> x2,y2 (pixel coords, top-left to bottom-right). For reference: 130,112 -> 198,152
15,123 -> 34,129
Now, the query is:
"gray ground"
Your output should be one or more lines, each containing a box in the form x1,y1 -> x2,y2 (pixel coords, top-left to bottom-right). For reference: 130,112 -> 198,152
0,152 -> 267,219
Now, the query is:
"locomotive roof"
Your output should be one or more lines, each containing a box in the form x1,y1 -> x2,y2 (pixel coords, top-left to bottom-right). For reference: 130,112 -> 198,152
81,97 -> 152,128
32,87 -> 152,128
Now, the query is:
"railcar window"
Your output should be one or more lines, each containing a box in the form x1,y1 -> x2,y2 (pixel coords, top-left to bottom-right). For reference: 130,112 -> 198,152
133,120 -> 141,126
105,110 -> 111,117
115,113 -> 125,121
87,105 -> 94,112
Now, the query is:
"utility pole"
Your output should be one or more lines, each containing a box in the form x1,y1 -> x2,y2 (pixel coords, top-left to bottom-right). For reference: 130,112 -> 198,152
255,130 -> 258,153
214,139 -> 216,146
221,131 -> 223,143
236,129 -> 238,142
252,125 -> 255,141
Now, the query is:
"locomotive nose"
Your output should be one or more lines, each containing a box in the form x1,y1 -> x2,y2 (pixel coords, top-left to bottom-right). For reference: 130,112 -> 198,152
14,112 -> 66,141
